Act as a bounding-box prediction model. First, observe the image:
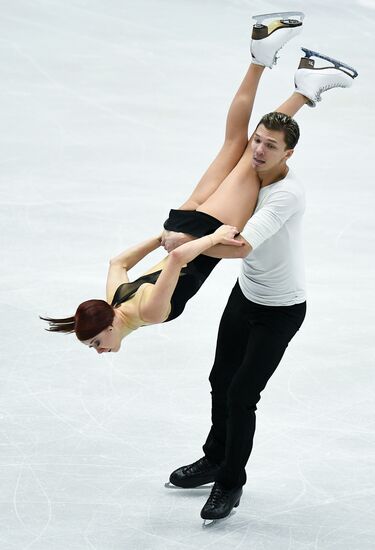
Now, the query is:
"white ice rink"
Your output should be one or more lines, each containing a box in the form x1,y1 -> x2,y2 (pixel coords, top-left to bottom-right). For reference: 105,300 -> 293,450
1,0 -> 375,548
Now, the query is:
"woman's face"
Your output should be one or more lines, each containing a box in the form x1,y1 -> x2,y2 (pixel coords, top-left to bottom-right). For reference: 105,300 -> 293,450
82,326 -> 121,354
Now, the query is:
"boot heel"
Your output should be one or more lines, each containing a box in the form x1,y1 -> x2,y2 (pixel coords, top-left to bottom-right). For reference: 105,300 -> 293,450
234,498 -> 241,508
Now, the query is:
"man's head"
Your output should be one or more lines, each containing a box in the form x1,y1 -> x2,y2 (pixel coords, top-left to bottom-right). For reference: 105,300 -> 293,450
251,112 -> 300,173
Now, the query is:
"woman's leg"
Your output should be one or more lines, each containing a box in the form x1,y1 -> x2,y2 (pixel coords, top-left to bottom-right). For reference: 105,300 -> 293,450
180,64 -> 265,210
196,143 -> 259,230
196,93 -> 309,230
275,91 -> 308,117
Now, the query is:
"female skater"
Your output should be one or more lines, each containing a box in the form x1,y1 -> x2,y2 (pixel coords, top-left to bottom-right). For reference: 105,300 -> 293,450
41,13 -> 355,354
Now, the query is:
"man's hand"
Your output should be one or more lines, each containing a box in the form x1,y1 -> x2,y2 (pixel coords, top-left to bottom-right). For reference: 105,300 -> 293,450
161,230 -> 195,252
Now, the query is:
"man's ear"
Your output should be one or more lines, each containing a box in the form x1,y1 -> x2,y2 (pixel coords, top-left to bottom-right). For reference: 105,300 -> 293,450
285,148 -> 294,160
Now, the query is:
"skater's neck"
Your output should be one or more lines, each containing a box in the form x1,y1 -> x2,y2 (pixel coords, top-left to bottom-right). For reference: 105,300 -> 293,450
259,163 -> 289,188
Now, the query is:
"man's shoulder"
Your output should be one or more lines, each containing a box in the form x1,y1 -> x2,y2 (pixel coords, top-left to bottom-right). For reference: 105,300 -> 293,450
271,170 -> 304,202
282,169 -> 303,192
259,171 -> 304,215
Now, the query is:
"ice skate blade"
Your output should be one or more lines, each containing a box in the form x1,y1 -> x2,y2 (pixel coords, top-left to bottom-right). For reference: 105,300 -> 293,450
202,518 -> 216,527
201,510 -> 237,528
252,11 -> 305,26
301,47 -> 358,78
164,481 -> 214,489
202,517 -> 228,527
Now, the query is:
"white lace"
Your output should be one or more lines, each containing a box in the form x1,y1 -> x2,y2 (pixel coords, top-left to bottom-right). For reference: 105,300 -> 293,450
315,82 -> 346,101
272,39 -> 288,65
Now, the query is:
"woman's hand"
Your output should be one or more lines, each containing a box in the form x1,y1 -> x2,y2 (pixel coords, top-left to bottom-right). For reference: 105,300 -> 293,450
161,230 -> 195,252
211,225 -> 244,247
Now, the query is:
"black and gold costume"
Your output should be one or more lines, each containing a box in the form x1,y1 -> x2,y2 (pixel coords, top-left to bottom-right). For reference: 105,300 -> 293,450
111,209 -> 222,322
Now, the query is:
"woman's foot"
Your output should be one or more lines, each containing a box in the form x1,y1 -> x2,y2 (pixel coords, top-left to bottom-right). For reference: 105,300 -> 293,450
294,48 -> 358,107
251,11 -> 305,68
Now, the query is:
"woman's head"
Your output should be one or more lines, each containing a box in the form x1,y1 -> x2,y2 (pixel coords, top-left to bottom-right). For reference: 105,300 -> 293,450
40,299 -> 122,353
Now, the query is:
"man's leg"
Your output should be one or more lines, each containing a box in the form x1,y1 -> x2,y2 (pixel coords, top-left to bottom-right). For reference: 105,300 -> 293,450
168,282 -> 250,488
210,297 -> 306,489
202,282 -> 253,463
199,292 -> 305,520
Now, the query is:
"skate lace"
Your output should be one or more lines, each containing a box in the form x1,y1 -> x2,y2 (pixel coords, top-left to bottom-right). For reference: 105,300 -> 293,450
207,484 -> 228,506
273,40 -> 288,64
184,458 -> 207,474
316,82 -> 346,99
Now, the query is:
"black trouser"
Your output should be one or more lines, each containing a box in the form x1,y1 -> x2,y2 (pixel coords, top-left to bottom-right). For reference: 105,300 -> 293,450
202,281 -> 306,489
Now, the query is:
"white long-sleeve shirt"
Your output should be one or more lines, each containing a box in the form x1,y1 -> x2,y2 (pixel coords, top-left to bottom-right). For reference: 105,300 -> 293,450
239,169 -> 306,306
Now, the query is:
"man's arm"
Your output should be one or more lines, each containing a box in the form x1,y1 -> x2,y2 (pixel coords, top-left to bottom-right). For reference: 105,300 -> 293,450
203,235 -> 252,259
241,190 -> 301,249
163,189 -> 301,257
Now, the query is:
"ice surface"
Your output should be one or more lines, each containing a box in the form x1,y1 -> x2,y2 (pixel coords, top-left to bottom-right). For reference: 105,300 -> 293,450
1,0 -> 374,548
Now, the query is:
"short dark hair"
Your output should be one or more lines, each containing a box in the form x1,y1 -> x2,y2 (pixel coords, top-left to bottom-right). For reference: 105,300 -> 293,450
255,112 -> 300,149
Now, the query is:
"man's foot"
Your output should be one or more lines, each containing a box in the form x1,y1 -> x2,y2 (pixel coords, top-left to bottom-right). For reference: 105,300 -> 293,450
168,456 -> 220,488
294,47 -> 358,107
251,11 -> 305,68
200,482 -> 243,521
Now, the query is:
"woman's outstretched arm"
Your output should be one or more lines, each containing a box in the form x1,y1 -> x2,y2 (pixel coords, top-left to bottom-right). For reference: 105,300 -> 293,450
109,236 -> 162,270
106,236 -> 161,303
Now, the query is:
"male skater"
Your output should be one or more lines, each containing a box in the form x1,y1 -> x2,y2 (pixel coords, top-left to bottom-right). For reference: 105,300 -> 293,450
164,13 -> 357,522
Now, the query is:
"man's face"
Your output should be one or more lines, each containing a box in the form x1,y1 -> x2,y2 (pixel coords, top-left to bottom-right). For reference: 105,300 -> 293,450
251,124 -> 293,172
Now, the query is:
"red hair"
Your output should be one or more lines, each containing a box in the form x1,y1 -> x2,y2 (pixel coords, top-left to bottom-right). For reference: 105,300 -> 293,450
40,299 -> 115,341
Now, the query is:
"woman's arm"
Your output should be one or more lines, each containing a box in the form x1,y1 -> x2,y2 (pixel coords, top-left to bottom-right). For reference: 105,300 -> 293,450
106,235 -> 162,303
110,235 -> 162,270
140,225 -> 242,323
162,231 -> 252,258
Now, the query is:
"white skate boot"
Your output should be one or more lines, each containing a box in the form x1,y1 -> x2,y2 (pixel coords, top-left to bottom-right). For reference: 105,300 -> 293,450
251,11 -> 305,69
294,48 -> 358,107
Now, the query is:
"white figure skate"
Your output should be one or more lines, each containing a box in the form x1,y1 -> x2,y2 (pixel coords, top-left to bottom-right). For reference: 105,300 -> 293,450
294,48 -> 359,107
251,11 -> 305,68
